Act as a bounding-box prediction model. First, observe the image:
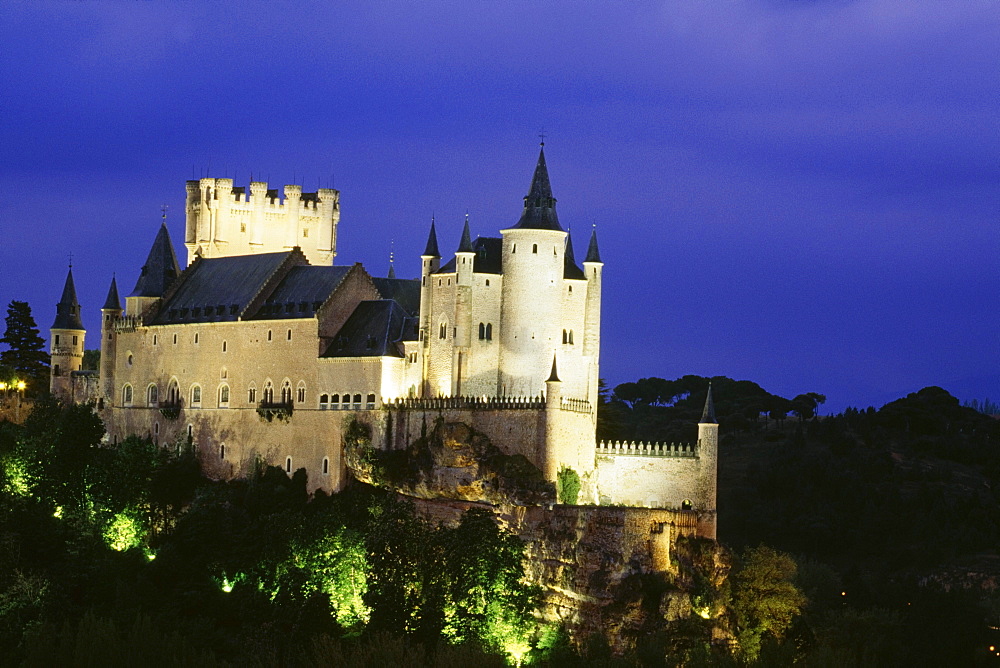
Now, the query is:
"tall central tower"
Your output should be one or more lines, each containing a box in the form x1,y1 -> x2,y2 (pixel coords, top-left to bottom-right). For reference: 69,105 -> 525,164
497,146 -> 569,397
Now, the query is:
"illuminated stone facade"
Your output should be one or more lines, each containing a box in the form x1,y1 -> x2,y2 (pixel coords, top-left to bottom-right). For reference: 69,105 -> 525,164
51,148 -> 717,533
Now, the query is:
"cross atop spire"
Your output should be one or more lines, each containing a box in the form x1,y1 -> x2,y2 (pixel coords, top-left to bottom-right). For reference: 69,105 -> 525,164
387,239 -> 396,279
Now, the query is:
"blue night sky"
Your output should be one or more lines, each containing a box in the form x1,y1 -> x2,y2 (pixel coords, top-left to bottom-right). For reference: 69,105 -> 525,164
1,1 -> 997,412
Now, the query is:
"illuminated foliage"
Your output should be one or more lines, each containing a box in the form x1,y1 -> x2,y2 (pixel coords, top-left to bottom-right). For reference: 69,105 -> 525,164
730,545 -> 806,660
102,508 -> 145,552
557,466 -> 580,505
288,525 -> 370,628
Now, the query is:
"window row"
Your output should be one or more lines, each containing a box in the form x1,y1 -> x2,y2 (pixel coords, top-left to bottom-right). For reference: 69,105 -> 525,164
318,393 -> 377,410
122,379 -> 306,408
562,329 -> 575,345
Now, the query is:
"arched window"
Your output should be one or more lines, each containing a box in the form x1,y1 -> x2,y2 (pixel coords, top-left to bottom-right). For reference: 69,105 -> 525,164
322,457 -> 330,475
126,353 -> 133,366
168,380 -> 180,405
220,367 -> 227,379
122,384 -> 133,406
263,381 -> 274,404
296,382 -> 306,403
681,499 -> 693,511
439,322 -> 447,339
280,380 -> 292,404
147,384 -> 158,406
478,322 -> 486,340
352,393 -> 362,409
191,385 -> 202,406
568,330 -> 574,345
485,323 -> 492,341
341,393 -> 350,408
153,422 -> 159,435
219,384 -> 230,406
330,393 -> 339,408
366,393 -> 376,409
248,382 -> 257,404
532,244 -> 537,254
562,329 -> 568,344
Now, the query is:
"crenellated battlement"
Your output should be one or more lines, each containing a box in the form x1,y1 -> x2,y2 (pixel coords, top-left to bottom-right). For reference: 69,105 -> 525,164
185,177 -> 339,267
597,440 -> 699,458
112,315 -> 143,333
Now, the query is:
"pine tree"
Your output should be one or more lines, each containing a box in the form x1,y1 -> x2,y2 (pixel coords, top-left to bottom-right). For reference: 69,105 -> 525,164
0,300 -> 49,395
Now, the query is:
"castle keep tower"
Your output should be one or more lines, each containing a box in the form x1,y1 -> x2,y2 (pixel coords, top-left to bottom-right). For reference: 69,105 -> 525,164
185,177 -> 339,267
50,267 -> 86,401
498,146 -> 570,397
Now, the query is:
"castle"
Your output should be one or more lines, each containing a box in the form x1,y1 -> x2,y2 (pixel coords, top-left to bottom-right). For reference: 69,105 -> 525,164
49,147 -> 717,537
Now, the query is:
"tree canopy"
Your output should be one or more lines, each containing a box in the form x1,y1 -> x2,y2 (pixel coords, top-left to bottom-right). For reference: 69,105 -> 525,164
0,300 -> 49,396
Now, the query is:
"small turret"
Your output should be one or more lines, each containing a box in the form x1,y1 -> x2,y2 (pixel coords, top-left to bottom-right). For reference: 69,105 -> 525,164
696,383 -> 719,539
100,276 -> 122,403
584,227 -> 602,264
418,217 -> 441,396
50,267 -> 86,401
456,215 -> 475,285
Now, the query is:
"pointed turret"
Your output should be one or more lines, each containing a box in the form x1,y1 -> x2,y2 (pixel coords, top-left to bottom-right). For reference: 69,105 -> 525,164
563,231 -> 585,279
102,276 -> 121,311
130,223 -> 180,298
512,146 -> 562,231
584,227 -> 602,264
422,217 -> 440,258
387,263 -> 396,279
52,267 -> 84,330
700,383 -> 717,424
547,354 -> 560,383
457,216 -> 474,253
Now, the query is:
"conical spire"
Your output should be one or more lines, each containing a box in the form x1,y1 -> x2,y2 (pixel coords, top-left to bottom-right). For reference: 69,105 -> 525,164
457,215 -> 474,253
102,275 -> 121,311
585,227 -> 602,263
512,146 -> 562,231
130,222 -> 180,298
422,217 -> 440,257
700,383 -> 717,424
52,267 -> 84,330
546,353 -> 560,382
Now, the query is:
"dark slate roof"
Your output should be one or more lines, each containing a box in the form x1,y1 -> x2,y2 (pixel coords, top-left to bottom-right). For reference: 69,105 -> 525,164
130,223 -> 181,298
563,234 -> 585,280
323,300 -> 417,358
372,277 -> 421,316
102,276 -> 121,311
585,228 -> 602,263
437,237 -> 503,275
547,354 -> 560,382
151,252 -> 291,325
252,265 -> 352,320
52,268 -> 84,330
423,219 -> 440,257
700,384 -> 717,424
511,147 -> 563,231
457,218 -> 474,253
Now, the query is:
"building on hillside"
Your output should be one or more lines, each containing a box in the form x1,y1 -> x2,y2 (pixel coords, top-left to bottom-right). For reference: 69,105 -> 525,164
50,147 -> 717,537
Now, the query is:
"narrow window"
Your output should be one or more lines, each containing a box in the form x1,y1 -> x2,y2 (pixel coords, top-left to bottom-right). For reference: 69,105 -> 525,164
248,387 -> 257,403
562,329 -> 567,344
478,323 -> 485,340
485,279 -> 490,286
569,330 -> 574,344
172,333 -> 177,345
220,444 -> 226,460
154,423 -> 159,435
366,393 -> 376,409
219,385 -> 230,405
568,285 -> 572,293
153,335 -> 157,345
53,364 -> 61,376
485,323 -> 492,341
287,329 -> 292,341
222,340 -> 227,352
194,333 -> 199,344
512,244 -> 516,254
147,384 -> 158,405
122,384 -> 133,405
297,385 -> 306,403
191,385 -> 202,405
55,334 -> 60,345
267,330 -> 272,341
439,322 -> 447,339
320,393 -> 329,409
73,335 -> 78,345
322,457 -> 330,475
285,457 -> 292,473
532,244 -> 537,254
187,424 -> 193,439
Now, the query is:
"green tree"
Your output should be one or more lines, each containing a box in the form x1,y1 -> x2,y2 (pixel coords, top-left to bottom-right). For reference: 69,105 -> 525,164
0,301 -> 49,396
729,545 -> 806,660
